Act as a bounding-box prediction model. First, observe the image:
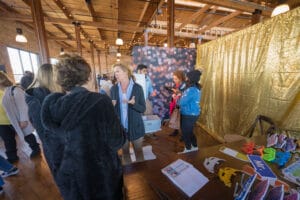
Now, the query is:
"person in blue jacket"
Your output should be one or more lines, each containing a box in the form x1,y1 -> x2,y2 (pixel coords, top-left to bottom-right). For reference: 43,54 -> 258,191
178,70 -> 202,154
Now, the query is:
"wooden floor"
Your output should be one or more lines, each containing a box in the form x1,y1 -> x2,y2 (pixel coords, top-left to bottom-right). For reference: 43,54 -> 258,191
0,125 -> 220,200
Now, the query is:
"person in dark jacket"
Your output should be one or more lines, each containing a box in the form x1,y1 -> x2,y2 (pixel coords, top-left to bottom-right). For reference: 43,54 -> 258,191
20,71 -> 34,90
40,54 -> 125,200
110,63 -> 146,165
25,63 -> 61,171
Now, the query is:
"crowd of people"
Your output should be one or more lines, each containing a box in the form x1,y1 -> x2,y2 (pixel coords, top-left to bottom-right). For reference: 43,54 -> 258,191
0,53 -> 202,199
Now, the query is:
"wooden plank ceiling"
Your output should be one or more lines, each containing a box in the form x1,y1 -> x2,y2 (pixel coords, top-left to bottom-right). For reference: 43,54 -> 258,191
0,0 -> 292,55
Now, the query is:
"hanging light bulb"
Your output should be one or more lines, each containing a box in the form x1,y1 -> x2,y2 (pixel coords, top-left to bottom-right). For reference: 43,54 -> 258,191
15,28 -> 27,43
163,43 -> 168,47
116,58 -> 120,62
116,52 -> 121,57
271,3 -> 290,17
115,32 -> 123,46
60,47 -> 65,55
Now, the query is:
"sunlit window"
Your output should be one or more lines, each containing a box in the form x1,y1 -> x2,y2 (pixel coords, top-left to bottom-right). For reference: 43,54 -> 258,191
50,58 -> 58,65
7,47 -> 40,83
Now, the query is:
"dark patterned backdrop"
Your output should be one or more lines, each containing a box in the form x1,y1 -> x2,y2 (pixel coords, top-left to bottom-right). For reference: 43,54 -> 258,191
132,46 -> 196,120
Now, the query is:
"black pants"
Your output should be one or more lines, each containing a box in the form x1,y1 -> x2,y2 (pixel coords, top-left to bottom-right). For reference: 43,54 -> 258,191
0,125 -> 18,160
0,125 -> 40,160
180,115 -> 199,149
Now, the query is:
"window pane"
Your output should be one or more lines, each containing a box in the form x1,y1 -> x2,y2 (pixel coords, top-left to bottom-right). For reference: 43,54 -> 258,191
50,58 -> 58,65
20,50 -> 33,72
30,53 -> 39,75
14,74 -> 23,83
7,47 -> 23,81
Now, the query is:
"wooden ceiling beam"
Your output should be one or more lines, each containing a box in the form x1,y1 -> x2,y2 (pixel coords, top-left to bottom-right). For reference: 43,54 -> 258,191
193,0 -> 272,16
131,0 -> 165,45
85,0 -> 103,40
53,0 -> 98,50
177,4 -> 211,31
21,0 -> 76,51
0,14 -> 144,33
198,10 -> 242,34
0,0 -> 72,52
130,1 -> 150,45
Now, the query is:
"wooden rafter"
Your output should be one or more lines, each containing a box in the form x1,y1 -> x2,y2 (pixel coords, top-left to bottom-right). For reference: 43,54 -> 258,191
193,0 -> 272,16
0,14 -> 144,33
0,0 -> 71,50
176,4 -> 211,31
53,0 -> 98,50
85,0 -> 103,40
21,0 -> 74,50
130,1 -> 150,44
198,10 -> 242,34
131,0 -> 165,45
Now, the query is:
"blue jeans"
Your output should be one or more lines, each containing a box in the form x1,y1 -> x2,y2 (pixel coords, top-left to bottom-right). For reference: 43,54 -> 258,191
180,115 -> 199,149
0,155 -> 14,186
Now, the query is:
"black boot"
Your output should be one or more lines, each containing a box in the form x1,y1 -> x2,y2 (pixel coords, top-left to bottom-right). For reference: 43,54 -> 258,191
24,134 -> 41,158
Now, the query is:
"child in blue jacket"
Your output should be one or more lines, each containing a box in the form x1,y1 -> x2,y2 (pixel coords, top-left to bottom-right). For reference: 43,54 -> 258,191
178,70 -> 202,154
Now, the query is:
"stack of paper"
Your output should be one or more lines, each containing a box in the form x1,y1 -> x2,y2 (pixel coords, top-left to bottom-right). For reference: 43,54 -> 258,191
161,159 -> 209,197
282,160 -> 300,186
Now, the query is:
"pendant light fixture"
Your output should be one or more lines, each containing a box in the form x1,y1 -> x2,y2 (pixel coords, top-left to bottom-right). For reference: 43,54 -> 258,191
115,32 -> 123,46
15,28 -> 27,43
271,1 -> 290,17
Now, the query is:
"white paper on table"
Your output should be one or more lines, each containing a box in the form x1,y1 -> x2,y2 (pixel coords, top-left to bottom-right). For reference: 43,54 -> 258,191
129,145 -> 156,162
161,159 -> 209,197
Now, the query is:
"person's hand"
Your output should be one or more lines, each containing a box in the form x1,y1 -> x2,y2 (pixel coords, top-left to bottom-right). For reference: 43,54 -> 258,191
19,121 -> 28,129
128,96 -> 135,105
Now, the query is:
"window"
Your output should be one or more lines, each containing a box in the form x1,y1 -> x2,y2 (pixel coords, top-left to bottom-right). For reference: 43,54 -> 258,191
6,47 -> 40,83
50,58 -> 58,65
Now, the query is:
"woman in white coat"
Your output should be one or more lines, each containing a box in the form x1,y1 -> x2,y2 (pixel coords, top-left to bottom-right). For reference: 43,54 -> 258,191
0,72 -> 40,163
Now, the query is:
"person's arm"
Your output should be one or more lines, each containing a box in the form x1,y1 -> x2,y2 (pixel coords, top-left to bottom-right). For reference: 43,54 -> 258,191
128,85 -> 146,113
97,95 -> 125,151
178,88 -> 194,107
13,87 -> 30,128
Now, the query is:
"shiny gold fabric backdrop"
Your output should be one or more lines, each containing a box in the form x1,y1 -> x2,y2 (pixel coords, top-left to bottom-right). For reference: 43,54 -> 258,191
196,8 -> 300,141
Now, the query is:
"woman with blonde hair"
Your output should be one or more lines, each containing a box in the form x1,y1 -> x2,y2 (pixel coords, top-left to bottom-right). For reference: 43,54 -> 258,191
110,63 -> 146,164
0,71 -> 40,163
25,63 -> 61,170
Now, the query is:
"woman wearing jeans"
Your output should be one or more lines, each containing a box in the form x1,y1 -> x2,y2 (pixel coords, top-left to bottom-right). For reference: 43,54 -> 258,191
178,70 -> 202,154
0,155 -> 19,194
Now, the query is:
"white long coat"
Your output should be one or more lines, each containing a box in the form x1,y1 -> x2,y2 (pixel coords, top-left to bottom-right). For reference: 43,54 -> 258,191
2,86 -> 34,138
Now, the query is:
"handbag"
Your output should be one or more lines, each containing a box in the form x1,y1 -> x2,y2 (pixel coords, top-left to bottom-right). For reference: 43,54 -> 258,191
168,107 -> 180,130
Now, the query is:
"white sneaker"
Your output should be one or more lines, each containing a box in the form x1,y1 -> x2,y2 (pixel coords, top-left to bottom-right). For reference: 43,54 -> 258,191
191,146 -> 199,151
177,148 -> 193,154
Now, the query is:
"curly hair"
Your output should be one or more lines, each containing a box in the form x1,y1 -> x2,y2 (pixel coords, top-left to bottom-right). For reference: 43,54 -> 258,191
55,54 -> 91,91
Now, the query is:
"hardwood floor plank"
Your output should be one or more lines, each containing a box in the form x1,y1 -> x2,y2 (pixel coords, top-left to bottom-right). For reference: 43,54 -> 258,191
0,125 -> 219,199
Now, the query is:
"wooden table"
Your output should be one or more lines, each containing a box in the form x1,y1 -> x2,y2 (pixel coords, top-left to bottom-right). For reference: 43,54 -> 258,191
123,136 -> 296,200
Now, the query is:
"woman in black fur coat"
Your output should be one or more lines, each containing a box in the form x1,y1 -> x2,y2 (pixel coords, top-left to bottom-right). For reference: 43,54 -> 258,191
40,54 -> 125,200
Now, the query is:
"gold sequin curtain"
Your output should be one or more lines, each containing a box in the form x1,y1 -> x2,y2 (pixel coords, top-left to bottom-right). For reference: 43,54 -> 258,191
196,8 -> 300,141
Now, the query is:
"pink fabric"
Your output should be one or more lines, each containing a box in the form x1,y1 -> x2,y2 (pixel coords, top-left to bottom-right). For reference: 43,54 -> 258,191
169,99 -> 177,115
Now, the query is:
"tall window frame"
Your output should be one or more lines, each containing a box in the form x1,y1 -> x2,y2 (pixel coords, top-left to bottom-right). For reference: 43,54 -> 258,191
6,47 -> 40,83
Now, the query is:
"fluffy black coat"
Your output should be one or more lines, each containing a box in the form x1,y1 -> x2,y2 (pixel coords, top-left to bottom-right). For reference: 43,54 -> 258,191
25,87 -> 56,170
39,87 -> 125,200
